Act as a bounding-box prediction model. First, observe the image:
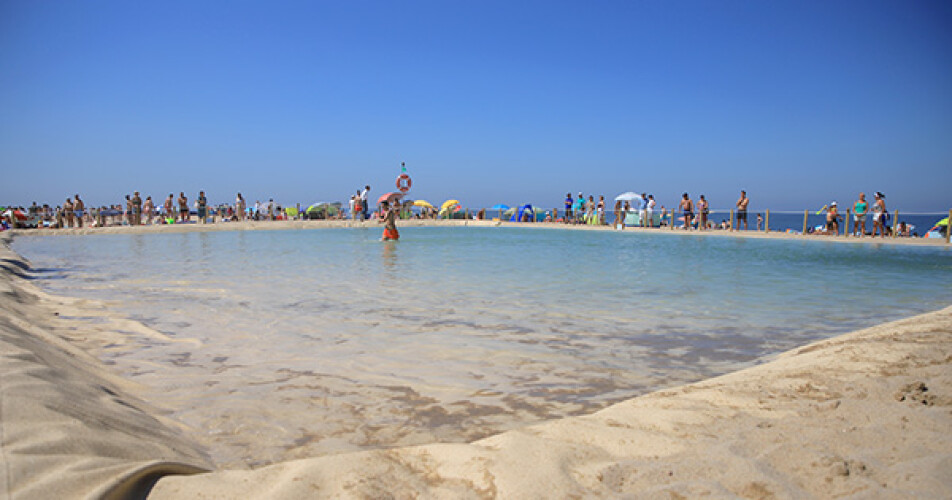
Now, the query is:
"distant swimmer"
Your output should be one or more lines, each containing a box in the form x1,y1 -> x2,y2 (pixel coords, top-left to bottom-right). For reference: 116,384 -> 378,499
380,201 -> 399,241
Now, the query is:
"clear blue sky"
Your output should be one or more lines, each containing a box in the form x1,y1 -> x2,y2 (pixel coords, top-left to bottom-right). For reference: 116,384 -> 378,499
2,0 -> 951,212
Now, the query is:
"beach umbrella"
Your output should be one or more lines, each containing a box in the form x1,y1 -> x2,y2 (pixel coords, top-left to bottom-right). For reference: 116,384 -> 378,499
492,204 -> 510,219
377,192 -> 404,205
441,199 -> 460,211
439,200 -> 461,219
615,192 -> 642,202
413,200 -> 434,209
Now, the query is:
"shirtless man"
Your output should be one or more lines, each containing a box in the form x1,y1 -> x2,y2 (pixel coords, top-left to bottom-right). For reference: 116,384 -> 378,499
736,190 -> 749,230
73,195 -> 85,228
679,193 -> 693,230
178,192 -> 189,223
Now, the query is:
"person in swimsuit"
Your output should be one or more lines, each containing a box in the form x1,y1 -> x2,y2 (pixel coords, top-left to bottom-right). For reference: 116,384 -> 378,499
679,193 -> 693,230
826,202 -> 840,236
236,193 -> 246,221
63,198 -> 74,228
131,191 -> 142,225
574,193 -> 584,224
164,194 -> 174,223
143,196 -> 154,225
597,195 -> 606,225
197,191 -> 208,224
698,194 -> 709,230
852,193 -> 868,237
178,192 -> 189,223
872,192 -> 887,238
613,200 -> 622,229
564,193 -> 573,224
380,201 -> 399,240
638,193 -> 648,228
646,195 -> 656,227
736,190 -> 749,230
73,195 -> 85,228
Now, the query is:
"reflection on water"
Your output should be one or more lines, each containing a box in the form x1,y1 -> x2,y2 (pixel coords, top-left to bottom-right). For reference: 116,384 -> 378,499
13,227 -> 952,468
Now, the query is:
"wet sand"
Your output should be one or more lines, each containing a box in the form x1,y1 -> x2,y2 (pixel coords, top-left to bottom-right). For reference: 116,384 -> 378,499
1,230 -> 950,498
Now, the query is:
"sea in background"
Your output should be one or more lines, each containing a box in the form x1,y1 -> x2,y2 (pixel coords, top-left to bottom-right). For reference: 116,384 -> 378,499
505,206 -> 947,236
12,227 -> 952,468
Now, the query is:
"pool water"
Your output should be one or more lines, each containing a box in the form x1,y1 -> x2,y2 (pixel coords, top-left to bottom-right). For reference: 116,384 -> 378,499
13,226 -> 952,467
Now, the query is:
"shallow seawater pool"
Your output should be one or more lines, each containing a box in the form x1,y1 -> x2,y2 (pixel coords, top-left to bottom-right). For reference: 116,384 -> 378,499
13,226 -> 952,467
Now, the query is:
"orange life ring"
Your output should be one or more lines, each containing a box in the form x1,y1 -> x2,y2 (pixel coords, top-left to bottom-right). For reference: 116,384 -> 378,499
396,173 -> 412,193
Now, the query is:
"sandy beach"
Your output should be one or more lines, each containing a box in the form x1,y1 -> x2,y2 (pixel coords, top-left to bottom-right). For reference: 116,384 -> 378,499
2,228 -> 951,499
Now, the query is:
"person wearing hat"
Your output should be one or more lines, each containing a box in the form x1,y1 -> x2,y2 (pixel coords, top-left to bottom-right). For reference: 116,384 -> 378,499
826,201 -> 840,235
574,192 -> 585,223
872,192 -> 888,238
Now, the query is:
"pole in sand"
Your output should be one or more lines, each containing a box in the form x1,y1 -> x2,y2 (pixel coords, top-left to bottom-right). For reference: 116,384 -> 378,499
802,210 -> 808,236
765,210 -> 770,234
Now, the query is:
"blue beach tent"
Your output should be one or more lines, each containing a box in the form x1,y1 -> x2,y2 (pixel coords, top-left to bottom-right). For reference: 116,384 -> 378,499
510,204 -> 535,222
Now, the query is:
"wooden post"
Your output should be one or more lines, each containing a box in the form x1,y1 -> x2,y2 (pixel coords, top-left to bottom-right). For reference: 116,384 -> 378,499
802,210 -> 808,235
893,209 -> 899,238
765,210 -> 770,233
846,209 -> 851,237
729,209 -> 734,231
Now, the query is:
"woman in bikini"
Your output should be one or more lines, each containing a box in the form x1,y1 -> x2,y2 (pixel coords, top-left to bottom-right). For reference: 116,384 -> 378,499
380,201 -> 399,240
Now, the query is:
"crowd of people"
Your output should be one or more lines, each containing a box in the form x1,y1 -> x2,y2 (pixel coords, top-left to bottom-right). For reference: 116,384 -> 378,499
556,190 -> 757,231
821,191 -> 895,237
1,191 -> 311,229
0,187 -> 922,239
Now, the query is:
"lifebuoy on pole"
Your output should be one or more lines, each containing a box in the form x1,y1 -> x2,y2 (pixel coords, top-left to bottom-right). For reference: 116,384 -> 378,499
396,173 -> 412,193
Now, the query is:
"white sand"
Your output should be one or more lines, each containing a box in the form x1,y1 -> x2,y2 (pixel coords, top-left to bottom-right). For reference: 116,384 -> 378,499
1,230 -> 950,498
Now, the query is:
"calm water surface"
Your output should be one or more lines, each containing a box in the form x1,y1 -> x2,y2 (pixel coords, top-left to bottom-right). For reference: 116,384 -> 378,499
13,227 -> 952,467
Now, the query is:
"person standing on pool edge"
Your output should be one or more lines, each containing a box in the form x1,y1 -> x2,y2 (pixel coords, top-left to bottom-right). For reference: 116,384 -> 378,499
197,191 -> 208,224
736,190 -> 749,230
178,192 -> 189,223
360,185 -> 370,221
679,193 -> 693,230
380,200 -> 399,240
